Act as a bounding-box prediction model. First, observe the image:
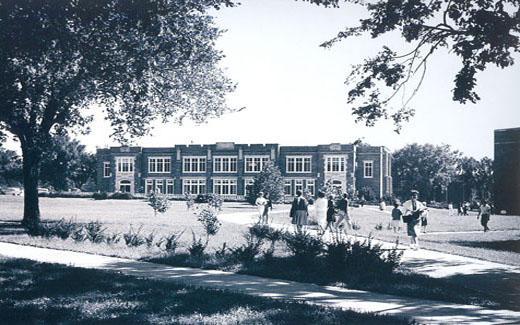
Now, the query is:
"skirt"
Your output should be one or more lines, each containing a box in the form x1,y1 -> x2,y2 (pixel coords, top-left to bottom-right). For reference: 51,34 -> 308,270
407,219 -> 420,237
294,210 -> 308,226
391,219 -> 401,228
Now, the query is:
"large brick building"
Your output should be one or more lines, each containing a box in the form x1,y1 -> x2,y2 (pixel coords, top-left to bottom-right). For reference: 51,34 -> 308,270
96,142 -> 392,200
494,128 -> 520,215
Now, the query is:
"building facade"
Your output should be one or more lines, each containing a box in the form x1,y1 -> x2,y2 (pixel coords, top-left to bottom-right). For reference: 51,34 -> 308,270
96,142 -> 392,199
494,128 -> 520,215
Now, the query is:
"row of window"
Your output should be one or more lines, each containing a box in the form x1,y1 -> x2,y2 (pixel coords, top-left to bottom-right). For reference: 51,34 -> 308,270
104,157 -> 376,178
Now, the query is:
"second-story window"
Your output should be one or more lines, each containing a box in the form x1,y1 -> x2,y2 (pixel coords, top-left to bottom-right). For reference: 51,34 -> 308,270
245,156 -> 269,172
103,162 -> 111,177
116,157 -> 134,173
183,157 -> 206,173
213,156 -> 237,173
325,156 -> 346,172
286,156 -> 311,173
148,157 -> 171,173
364,161 -> 374,178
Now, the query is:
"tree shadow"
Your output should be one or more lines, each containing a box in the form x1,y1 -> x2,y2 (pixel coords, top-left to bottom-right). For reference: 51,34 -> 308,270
0,221 -> 26,236
452,239 -> 520,253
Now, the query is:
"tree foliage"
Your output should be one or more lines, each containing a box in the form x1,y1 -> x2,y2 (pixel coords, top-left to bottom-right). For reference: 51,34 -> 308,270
0,146 -> 22,186
247,161 -> 285,204
455,156 -> 494,201
0,0 -> 235,227
39,136 -> 96,191
303,0 -> 520,131
392,143 -> 459,201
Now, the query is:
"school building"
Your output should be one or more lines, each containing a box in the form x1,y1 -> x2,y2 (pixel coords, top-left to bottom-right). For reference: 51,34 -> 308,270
96,142 -> 392,200
494,128 -> 520,215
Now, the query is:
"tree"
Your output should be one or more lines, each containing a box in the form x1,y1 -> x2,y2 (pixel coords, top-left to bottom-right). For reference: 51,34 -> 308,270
303,0 -> 520,132
0,147 -> 22,186
455,156 -> 493,202
0,0 -> 235,228
39,135 -> 96,191
148,191 -> 171,217
392,143 -> 459,201
247,161 -> 285,204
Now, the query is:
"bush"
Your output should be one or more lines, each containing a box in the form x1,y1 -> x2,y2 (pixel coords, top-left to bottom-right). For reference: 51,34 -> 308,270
160,231 -> 184,253
109,192 -> 134,200
123,226 -> 146,247
93,192 -> 108,200
145,232 -> 156,248
229,233 -> 263,265
148,192 -> 170,216
85,221 -> 106,243
197,208 -> 221,237
374,223 -> 383,231
215,242 -> 229,260
71,226 -> 87,242
105,232 -> 121,245
246,161 -> 284,204
282,229 -> 324,265
249,224 -> 282,258
325,232 -> 352,273
188,231 -> 206,258
27,218 -> 78,240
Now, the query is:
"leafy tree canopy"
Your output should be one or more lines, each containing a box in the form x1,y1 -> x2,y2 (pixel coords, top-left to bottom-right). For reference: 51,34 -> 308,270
302,0 -> 520,132
247,161 -> 285,204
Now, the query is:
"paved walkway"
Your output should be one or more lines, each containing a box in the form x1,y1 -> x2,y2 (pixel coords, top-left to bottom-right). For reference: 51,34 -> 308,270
1,241 -> 520,324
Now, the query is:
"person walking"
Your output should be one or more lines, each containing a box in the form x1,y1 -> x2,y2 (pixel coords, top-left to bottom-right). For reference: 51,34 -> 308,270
420,202 -> 429,233
390,201 -> 402,233
261,192 -> 273,224
448,202 -> 454,216
255,192 -> 267,224
335,193 -> 352,232
478,199 -> 492,232
402,190 -> 426,250
314,191 -> 328,229
290,190 -> 308,231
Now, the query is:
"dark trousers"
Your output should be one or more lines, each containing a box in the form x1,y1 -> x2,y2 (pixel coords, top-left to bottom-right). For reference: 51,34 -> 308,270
481,214 -> 490,231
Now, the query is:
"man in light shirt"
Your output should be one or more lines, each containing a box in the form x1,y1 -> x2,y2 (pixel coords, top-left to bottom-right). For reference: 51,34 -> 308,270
402,190 -> 426,250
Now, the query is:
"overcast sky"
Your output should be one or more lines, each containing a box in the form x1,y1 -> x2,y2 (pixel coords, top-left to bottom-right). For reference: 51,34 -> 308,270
6,0 -> 519,158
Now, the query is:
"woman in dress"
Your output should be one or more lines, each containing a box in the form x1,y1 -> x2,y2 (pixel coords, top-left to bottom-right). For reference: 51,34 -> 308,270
289,190 -> 308,231
262,192 -> 273,224
314,191 -> 328,229
255,192 -> 267,224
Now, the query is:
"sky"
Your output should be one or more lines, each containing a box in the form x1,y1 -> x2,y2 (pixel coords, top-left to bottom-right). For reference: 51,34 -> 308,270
5,0 -> 520,158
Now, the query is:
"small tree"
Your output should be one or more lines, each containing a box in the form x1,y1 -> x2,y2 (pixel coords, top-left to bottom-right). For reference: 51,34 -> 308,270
247,161 -> 284,204
184,191 -> 195,210
148,191 -> 170,217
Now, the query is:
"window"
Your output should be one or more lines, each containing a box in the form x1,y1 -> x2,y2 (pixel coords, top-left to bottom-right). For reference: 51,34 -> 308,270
103,162 -> 111,177
213,156 -> 238,173
325,156 -> 346,172
183,179 -> 206,195
213,179 -> 237,195
364,161 -> 374,178
145,179 -> 154,194
306,179 -> 315,196
183,157 -> 206,173
286,156 -> 312,173
284,180 -> 292,195
119,180 -> 132,193
148,157 -> 171,173
166,179 -> 174,194
245,156 -> 270,172
155,179 -> 164,194
244,178 -> 255,196
295,179 -> 304,193
116,157 -> 134,173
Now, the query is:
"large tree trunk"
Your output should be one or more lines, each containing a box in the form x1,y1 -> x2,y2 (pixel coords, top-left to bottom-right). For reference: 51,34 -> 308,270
21,142 -> 42,230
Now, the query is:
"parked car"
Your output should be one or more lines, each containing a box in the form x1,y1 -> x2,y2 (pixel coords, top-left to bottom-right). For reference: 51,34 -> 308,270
38,187 -> 51,195
2,187 -> 23,196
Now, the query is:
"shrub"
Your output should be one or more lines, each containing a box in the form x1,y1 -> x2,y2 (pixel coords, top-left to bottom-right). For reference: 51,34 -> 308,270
52,218 -> 78,240
249,224 -> 282,258
374,223 -> 383,231
194,194 -> 210,203
325,232 -> 352,273
352,221 -> 361,231
184,192 -> 195,210
246,161 -> 284,204
109,192 -> 134,200
105,232 -> 121,245
93,192 -> 108,200
85,221 -> 106,243
145,232 -> 156,248
206,193 -> 223,211
123,226 -> 146,247
148,192 -> 170,216
188,231 -> 206,258
71,226 -> 87,242
161,231 -> 184,253
215,242 -> 229,260
197,208 -> 221,237
229,233 -> 263,265
282,229 -> 324,265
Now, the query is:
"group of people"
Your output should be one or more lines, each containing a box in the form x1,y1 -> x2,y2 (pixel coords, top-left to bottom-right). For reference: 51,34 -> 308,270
255,192 -> 273,224
289,190 -> 352,233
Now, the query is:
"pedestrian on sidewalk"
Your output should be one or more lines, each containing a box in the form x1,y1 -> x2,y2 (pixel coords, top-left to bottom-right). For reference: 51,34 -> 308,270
314,191 -> 328,229
391,201 -> 402,233
324,194 -> 337,236
261,192 -> 273,224
290,190 -> 308,231
402,190 -> 426,250
478,199 -> 492,232
420,202 -> 429,233
448,202 -> 454,216
335,193 -> 352,233
255,192 -> 267,224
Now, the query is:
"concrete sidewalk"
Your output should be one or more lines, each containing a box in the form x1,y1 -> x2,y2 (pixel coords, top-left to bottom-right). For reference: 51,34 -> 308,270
1,241 -> 520,324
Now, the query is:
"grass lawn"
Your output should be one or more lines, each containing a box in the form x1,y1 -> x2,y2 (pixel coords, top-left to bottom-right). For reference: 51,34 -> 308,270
0,257 -> 411,325
0,196 -> 519,311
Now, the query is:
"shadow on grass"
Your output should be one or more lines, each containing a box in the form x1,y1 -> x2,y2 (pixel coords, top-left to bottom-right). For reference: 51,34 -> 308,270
0,258 -> 412,325
452,239 -> 520,253
0,221 -> 26,236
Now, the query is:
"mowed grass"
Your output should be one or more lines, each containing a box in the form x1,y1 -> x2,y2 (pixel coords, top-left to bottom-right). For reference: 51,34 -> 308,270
0,257 -> 411,325
269,204 -> 520,266
0,196 -> 254,258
